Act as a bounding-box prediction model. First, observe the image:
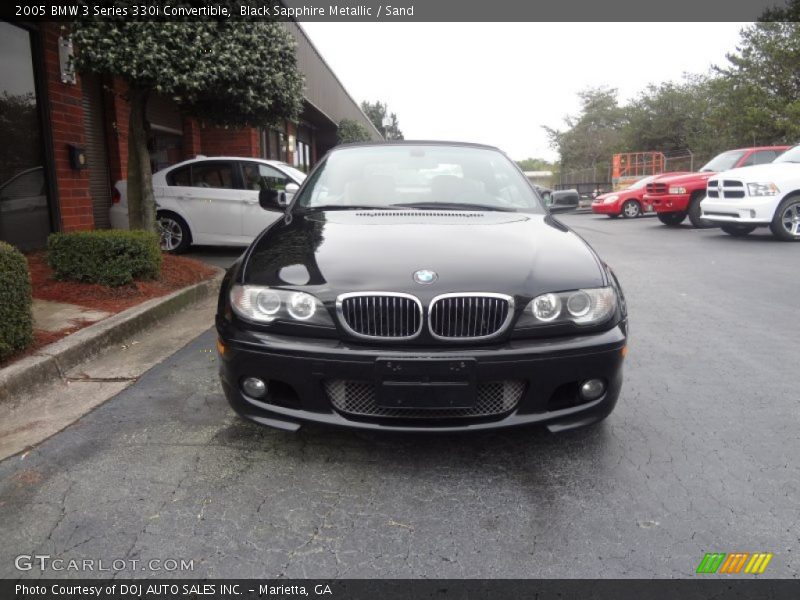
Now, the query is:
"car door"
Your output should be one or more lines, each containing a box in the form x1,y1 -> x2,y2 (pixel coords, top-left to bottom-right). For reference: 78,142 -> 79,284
240,162 -> 296,239
176,160 -> 243,244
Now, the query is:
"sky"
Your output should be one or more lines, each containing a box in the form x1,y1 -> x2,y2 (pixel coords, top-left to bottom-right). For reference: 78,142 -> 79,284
301,22 -> 750,162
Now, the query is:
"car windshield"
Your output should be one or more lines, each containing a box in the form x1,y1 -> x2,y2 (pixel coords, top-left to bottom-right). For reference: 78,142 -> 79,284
294,145 -> 544,213
700,150 -> 746,172
774,145 -> 800,164
626,176 -> 654,190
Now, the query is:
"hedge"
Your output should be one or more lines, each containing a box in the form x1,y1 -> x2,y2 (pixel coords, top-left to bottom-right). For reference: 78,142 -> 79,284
47,230 -> 162,287
0,242 -> 34,362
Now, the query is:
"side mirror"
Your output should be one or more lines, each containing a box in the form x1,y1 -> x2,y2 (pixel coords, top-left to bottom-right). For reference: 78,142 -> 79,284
281,182 -> 300,207
285,182 -> 300,195
259,188 -> 285,211
548,189 -> 580,213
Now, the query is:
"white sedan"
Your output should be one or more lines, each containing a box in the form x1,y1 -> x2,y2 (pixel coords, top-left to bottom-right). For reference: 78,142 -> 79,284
110,156 -> 306,252
701,145 -> 800,241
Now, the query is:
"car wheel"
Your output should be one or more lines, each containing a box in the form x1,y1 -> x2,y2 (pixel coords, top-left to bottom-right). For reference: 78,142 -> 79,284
720,224 -> 757,237
621,200 -> 641,218
688,193 -> 714,228
657,212 -> 687,227
769,195 -> 800,241
157,212 -> 191,253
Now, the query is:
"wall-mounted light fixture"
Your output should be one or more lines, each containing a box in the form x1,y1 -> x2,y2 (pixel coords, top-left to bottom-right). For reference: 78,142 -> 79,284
67,144 -> 87,170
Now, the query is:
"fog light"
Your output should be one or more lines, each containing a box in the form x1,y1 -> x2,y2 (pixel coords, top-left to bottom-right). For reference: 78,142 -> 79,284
242,377 -> 267,399
579,378 -> 606,401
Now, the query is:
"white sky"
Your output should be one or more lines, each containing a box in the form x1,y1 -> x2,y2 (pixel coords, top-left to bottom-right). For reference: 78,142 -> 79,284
301,22 -> 750,161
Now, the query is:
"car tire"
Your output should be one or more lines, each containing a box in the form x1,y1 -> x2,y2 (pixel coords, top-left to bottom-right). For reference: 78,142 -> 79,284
657,212 -> 687,227
688,193 -> 714,228
720,224 -> 757,237
769,195 -> 800,241
621,200 -> 641,219
157,211 -> 192,253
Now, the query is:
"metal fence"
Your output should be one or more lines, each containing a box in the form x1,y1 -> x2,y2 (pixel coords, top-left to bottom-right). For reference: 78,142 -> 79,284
556,149 -> 714,196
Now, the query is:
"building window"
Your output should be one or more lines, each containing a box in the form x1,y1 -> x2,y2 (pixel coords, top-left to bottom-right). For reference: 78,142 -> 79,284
0,22 -> 52,250
259,127 -> 286,162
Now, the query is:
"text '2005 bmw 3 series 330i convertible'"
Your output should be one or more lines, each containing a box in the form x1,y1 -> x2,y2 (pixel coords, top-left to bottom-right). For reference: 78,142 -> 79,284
216,142 -> 628,433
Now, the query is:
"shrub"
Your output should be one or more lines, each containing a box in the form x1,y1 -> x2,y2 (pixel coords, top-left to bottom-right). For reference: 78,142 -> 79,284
0,242 -> 34,362
47,230 -> 162,286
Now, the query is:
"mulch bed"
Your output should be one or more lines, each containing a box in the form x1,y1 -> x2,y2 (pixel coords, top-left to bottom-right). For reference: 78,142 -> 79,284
0,253 -> 216,369
26,252 -> 217,314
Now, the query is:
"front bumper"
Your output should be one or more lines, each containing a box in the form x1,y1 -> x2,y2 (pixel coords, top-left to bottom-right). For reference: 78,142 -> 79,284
591,202 -> 620,215
701,195 -> 781,224
644,193 -> 690,213
217,322 -> 627,433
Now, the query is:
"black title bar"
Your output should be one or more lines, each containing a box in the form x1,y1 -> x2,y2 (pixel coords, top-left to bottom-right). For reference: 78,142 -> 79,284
5,579 -> 800,600
3,0 -> 788,22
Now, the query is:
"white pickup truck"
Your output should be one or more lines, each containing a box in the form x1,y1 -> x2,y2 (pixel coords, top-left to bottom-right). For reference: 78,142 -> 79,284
701,145 -> 800,241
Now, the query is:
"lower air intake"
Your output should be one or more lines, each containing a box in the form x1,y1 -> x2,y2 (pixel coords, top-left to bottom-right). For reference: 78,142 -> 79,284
323,379 -> 525,419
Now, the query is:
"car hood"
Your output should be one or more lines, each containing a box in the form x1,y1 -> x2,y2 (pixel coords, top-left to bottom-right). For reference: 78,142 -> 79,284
711,162 -> 800,183
653,171 -> 709,185
242,210 -> 606,301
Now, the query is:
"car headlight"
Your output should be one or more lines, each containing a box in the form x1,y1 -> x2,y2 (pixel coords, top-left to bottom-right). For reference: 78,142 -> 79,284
603,195 -> 619,203
230,285 -> 333,326
517,287 -> 617,327
747,182 -> 779,197
668,186 -> 686,195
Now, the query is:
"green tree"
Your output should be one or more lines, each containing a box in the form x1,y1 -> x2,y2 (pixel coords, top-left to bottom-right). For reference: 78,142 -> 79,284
759,0 -> 800,21
714,20 -> 800,144
515,157 -> 555,172
622,76 -> 730,159
71,17 -> 303,232
361,100 -> 403,140
337,119 -> 372,144
543,87 -> 626,175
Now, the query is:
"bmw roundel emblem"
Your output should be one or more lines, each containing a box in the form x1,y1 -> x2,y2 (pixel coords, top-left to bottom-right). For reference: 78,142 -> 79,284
413,269 -> 438,284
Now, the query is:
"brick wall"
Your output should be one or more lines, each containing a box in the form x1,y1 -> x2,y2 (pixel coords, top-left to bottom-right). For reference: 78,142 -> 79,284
42,24 -> 93,232
200,125 -> 260,157
183,117 -> 202,159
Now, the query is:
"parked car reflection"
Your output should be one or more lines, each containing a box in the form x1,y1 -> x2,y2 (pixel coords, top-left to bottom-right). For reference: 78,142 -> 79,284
0,166 -> 50,251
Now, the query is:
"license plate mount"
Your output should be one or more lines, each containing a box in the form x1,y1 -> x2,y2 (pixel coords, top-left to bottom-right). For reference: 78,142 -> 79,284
375,358 -> 477,409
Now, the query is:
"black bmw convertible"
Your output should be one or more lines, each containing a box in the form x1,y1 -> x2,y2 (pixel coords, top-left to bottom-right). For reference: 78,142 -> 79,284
216,142 -> 627,433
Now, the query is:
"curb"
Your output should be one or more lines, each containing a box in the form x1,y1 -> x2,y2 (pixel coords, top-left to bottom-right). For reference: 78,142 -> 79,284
0,270 -> 224,405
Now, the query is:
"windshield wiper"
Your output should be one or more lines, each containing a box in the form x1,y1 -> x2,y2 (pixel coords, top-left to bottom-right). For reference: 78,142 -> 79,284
389,202 -> 516,212
299,205 -> 395,211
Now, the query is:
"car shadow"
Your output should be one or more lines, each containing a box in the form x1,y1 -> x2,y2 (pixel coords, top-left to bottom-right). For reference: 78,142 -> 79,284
211,416 -> 619,509
701,230 -> 785,243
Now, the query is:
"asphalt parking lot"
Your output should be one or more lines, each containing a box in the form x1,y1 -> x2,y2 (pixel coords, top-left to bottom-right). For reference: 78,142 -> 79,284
1,212 -> 798,579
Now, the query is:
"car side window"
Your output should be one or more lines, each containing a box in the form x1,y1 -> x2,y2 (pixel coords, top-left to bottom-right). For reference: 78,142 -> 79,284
741,150 -> 777,167
190,162 -> 236,189
168,166 -> 191,186
241,162 -> 290,191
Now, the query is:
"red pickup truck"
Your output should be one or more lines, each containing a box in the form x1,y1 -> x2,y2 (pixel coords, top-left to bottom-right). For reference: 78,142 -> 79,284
644,146 -> 790,228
